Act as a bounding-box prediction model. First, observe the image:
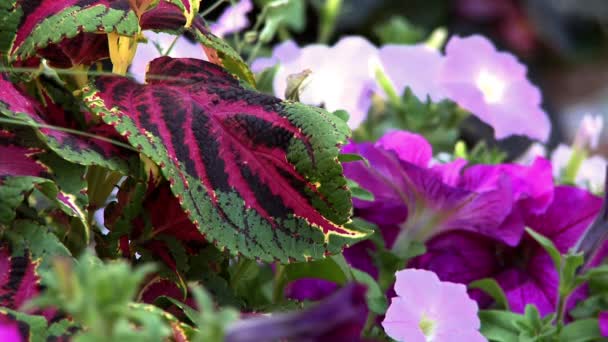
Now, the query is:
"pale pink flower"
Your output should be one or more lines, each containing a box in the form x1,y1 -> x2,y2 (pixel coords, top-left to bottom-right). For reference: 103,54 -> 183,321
551,144 -> 607,193
382,269 -> 486,342
378,44 -> 445,102
574,114 -> 603,150
270,36 -> 380,129
210,0 -> 253,38
438,35 -> 550,142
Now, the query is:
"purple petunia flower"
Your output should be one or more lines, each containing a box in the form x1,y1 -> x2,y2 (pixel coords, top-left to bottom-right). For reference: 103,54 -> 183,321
438,35 -> 550,142
225,284 -> 368,342
343,130 -> 552,247
210,0 -> 253,38
382,269 -> 486,342
284,278 -> 339,302
253,36 -> 380,129
600,311 -> 608,337
413,186 -> 603,315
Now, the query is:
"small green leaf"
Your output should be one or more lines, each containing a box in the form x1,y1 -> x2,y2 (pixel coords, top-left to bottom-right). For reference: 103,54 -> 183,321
478,310 -> 521,342
526,228 -> 561,271
284,257 -> 350,286
339,153 -> 366,163
469,278 -> 510,311
351,268 -> 388,315
347,182 -> 375,201
559,318 -> 603,342
332,109 -> 349,123
561,251 -> 584,292
373,16 -> 425,45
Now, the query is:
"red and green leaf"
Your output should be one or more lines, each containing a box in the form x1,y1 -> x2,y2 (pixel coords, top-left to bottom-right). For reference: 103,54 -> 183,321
103,179 -> 206,281
83,56 -> 368,262
0,309 -> 78,341
0,246 -> 41,312
140,0 -> 199,29
0,130 -> 49,179
139,3 -> 255,85
0,129 -> 89,247
0,74 -> 136,173
5,0 -> 139,65
0,129 -> 87,229
190,17 -> 255,86
3,0 -> 252,86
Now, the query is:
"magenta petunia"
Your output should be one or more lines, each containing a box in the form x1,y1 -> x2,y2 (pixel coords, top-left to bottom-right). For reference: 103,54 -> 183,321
438,35 -> 550,142
209,0 -> 253,38
414,186 -> 603,315
343,130 -> 524,246
226,284 -> 368,342
600,311 -> 608,337
382,269 -> 486,342
0,317 -> 22,342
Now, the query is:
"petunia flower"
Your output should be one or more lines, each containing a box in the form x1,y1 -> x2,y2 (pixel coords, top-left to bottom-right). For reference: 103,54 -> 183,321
130,32 -> 207,83
382,269 -> 486,342
225,284 -> 368,342
343,130 -> 552,247
209,0 -> 253,38
574,114 -> 603,150
552,114 -> 606,193
552,144 -> 607,193
438,35 -> 550,142
378,44 -> 445,102
412,186 -> 603,315
0,314 -> 23,342
284,278 -> 339,301
600,311 -> 608,337
254,36 -> 380,129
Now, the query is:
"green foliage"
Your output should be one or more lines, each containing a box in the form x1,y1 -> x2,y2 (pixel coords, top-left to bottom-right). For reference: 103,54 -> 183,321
355,88 -> 465,152
374,16 -> 425,45
254,0 -> 306,42
28,251 -> 168,342
469,278 -> 511,311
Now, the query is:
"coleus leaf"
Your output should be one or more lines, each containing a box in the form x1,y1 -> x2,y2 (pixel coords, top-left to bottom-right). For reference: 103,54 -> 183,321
191,17 -> 255,86
104,179 -> 207,283
83,57 -> 367,262
4,0 -> 252,86
140,0 -> 200,29
0,245 -> 41,311
0,130 -> 49,179
128,302 -> 197,341
0,74 -> 136,172
0,308 -> 78,341
5,220 -> 72,272
0,128 -> 88,231
5,0 -> 139,65
139,5 -> 255,85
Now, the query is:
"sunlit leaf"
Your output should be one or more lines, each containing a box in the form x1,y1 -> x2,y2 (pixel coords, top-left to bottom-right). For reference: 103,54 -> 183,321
84,56 -> 367,262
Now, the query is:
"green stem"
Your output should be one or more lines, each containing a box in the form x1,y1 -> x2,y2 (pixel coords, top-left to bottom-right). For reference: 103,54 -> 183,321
272,263 -> 286,303
563,146 -> 586,185
201,0 -> 227,17
554,291 -> 568,333
375,68 -> 401,109
246,39 -> 263,64
230,258 -> 253,290
318,0 -> 342,44
0,117 -> 138,152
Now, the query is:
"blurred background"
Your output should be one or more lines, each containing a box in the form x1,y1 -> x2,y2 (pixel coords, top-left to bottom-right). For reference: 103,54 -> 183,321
208,0 -> 608,156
